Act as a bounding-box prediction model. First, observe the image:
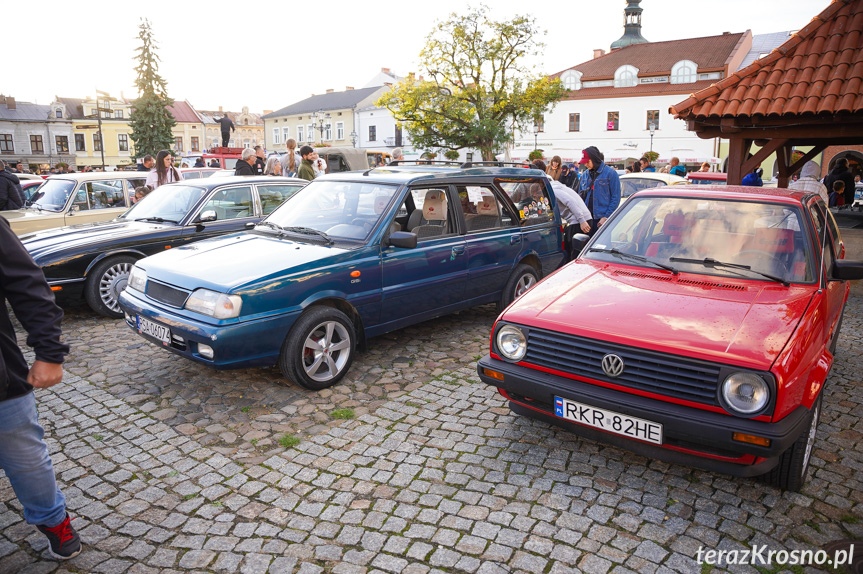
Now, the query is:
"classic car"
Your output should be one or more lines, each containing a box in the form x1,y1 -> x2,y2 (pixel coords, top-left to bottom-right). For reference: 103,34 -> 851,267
22,176 -> 305,317
20,179 -> 44,202
619,172 -> 687,199
686,171 -> 728,185
477,185 -> 863,491
119,165 -> 566,389
1,172 -> 148,235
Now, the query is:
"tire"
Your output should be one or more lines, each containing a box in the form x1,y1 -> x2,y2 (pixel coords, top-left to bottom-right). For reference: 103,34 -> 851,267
278,306 -> 356,390
85,256 -> 137,318
759,394 -> 821,491
497,264 -> 539,313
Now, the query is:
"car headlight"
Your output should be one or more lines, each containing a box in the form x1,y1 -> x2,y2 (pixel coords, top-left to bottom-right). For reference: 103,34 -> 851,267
184,289 -> 242,319
127,266 -> 147,292
721,372 -> 769,415
497,325 -> 527,362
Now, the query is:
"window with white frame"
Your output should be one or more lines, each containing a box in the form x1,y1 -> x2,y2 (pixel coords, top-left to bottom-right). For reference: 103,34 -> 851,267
282,127 -> 290,143
671,60 -> 698,84
336,122 -> 344,140
613,65 -> 639,88
297,126 -> 305,142
272,128 -> 281,145
307,124 -> 314,142
560,69 -> 582,91
324,122 -> 332,141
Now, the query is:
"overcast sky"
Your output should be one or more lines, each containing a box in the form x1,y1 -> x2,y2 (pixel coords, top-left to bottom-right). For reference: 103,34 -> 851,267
10,0 -> 825,113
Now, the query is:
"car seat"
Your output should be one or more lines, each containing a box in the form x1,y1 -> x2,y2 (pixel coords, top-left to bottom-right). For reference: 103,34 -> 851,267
646,212 -> 688,257
413,190 -> 448,239
467,195 -> 500,232
375,194 -> 400,235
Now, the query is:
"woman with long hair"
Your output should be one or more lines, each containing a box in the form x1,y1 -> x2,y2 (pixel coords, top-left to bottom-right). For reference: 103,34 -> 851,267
280,138 -> 300,177
546,156 -> 563,181
144,150 -> 181,189
264,156 -> 282,176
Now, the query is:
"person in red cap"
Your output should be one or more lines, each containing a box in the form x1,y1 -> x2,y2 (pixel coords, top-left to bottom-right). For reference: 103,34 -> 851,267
577,146 -> 621,236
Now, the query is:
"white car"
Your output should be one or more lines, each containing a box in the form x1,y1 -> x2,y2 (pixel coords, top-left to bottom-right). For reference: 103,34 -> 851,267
620,172 -> 687,198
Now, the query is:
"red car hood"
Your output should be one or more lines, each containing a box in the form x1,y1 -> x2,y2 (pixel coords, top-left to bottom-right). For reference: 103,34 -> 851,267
503,260 -> 815,370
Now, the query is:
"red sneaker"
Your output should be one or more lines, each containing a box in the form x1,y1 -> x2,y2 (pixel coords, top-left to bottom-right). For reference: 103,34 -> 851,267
37,513 -> 82,560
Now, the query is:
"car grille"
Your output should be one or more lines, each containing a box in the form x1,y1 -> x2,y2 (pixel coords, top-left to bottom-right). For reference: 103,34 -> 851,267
524,329 -> 721,405
146,280 -> 190,308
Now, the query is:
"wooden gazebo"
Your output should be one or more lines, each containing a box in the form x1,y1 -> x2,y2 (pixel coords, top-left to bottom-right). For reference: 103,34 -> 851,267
671,0 -> 863,187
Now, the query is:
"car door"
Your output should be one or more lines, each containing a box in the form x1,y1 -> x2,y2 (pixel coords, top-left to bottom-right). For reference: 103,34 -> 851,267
379,185 -> 467,327
255,182 -> 306,216
63,178 -> 129,226
181,184 -> 259,241
458,184 -> 522,302
807,198 -> 846,350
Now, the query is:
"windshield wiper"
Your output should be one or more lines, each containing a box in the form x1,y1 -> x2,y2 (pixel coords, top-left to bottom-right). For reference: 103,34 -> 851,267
669,257 -> 789,286
134,216 -> 179,224
255,221 -> 287,233
282,226 -> 334,245
589,247 -> 679,275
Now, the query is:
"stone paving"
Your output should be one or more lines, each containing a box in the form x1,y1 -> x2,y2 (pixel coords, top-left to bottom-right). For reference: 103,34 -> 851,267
0,294 -> 861,574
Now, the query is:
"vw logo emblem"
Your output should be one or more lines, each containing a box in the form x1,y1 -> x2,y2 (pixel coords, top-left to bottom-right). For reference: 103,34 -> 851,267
601,354 -> 625,377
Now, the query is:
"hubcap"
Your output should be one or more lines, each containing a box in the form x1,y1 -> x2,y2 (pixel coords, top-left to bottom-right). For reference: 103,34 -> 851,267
801,401 -> 820,474
99,262 -> 133,313
514,273 -> 536,298
302,320 -> 351,382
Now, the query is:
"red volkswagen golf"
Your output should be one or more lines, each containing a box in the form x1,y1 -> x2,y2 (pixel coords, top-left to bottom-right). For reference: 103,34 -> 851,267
477,185 -> 863,491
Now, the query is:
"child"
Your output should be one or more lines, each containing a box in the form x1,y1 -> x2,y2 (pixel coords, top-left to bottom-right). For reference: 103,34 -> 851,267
131,185 -> 152,204
829,180 -> 845,208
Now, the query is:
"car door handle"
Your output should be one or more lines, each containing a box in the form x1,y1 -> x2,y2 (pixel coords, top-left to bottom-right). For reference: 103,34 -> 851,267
452,246 -> 466,256
510,235 -> 522,245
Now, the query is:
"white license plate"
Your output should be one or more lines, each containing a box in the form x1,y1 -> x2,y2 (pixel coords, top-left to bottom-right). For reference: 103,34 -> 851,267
137,315 -> 171,345
554,396 -> 663,444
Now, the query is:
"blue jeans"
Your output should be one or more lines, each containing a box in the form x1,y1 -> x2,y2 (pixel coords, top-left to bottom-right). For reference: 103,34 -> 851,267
0,392 -> 66,527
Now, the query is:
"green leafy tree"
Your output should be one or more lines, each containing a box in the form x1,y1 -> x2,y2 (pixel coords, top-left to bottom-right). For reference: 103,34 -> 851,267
129,19 -> 176,159
377,6 -> 565,161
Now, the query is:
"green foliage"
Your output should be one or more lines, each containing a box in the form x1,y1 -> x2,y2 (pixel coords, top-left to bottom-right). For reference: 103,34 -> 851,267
444,150 -> 460,161
643,150 -> 659,163
376,5 -> 565,161
331,408 -> 355,420
528,150 -> 544,161
278,434 -> 300,449
129,18 -> 176,159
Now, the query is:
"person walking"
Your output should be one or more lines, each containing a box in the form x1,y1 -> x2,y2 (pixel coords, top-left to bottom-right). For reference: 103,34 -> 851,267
145,151 -> 181,190
297,146 -> 318,182
0,217 -> 81,560
824,158 -> 856,207
789,161 -> 829,203
0,160 -> 26,210
669,157 -> 686,177
217,115 -> 235,148
137,155 -> 155,172
578,146 -> 621,237
280,139 -> 301,177
234,148 -> 257,176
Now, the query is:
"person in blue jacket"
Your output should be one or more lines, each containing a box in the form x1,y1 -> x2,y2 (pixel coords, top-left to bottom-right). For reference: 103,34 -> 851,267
742,166 -> 764,187
578,146 -> 621,236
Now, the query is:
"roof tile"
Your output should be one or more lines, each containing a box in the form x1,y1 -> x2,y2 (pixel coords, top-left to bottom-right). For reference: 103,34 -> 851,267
673,0 -> 863,120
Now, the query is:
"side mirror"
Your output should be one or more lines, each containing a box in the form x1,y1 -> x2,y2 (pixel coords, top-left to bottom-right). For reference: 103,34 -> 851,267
198,210 -> 217,223
388,231 -> 417,249
571,233 -> 590,259
245,221 -> 256,229
832,260 -> 863,281
70,204 -> 80,212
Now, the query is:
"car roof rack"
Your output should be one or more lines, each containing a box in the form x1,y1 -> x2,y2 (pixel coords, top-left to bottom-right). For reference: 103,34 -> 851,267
387,160 -> 461,167
458,161 -> 529,169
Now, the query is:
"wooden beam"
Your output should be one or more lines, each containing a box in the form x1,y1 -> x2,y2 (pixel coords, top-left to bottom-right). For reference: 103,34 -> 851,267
786,144 -> 828,175
726,138 -> 751,185
687,123 -> 863,141
776,144 -> 792,188
741,138 -> 788,176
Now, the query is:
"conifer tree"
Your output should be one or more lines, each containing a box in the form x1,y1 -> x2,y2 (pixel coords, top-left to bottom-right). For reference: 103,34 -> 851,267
129,19 -> 176,159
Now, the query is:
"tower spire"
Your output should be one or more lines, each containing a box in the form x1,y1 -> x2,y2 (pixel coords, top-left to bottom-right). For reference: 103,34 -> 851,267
611,0 -> 649,50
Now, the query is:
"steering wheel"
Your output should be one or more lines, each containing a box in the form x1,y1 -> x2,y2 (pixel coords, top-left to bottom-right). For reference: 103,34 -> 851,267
732,250 -> 788,274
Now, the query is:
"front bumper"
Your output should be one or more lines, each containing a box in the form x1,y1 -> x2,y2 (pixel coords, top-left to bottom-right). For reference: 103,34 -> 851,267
119,289 -> 300,369
477,355 -> 811,478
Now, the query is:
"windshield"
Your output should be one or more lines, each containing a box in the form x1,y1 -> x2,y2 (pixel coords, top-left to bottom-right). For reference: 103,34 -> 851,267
264,180 -> 400,241
121,184 -> 208,223
588,196 -> 814,284
621,177 -> 666,198
29,179 -> 76,211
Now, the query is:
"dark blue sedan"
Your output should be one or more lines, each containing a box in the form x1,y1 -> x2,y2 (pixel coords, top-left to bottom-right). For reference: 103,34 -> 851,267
119,165 -> 566,389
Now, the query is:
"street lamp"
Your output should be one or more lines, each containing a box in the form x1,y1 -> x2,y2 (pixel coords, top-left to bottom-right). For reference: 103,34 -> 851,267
648,122 -> 656,154
94,89 -> 117,171
533,122 -> 539,152
310,109 -> 330,143
350,130 -> 358,148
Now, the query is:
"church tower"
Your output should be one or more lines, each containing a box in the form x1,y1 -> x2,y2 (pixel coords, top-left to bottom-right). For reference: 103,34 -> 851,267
611,0 -> 649,50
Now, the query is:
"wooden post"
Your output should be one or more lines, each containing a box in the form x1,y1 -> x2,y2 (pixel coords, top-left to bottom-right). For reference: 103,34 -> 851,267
776,144 -> 792,188
726,137 -> 751,185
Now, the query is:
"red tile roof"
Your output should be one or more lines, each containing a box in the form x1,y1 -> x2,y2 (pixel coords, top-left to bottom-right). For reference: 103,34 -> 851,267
553,32 -> 747,80
560,80 -> 718,101
168,100 -> 202,123
672,0 -> 863,119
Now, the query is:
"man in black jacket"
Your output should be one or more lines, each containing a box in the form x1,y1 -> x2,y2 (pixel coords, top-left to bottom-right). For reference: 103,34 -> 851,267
0,160 -> 26,210
0,218 -> 81,559
217,115 -> 235,148
234,148 -> 257,176
824,157 -> 857,207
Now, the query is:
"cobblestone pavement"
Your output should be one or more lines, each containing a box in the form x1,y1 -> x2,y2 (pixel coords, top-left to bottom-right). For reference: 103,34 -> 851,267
0,293 -> 861,574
